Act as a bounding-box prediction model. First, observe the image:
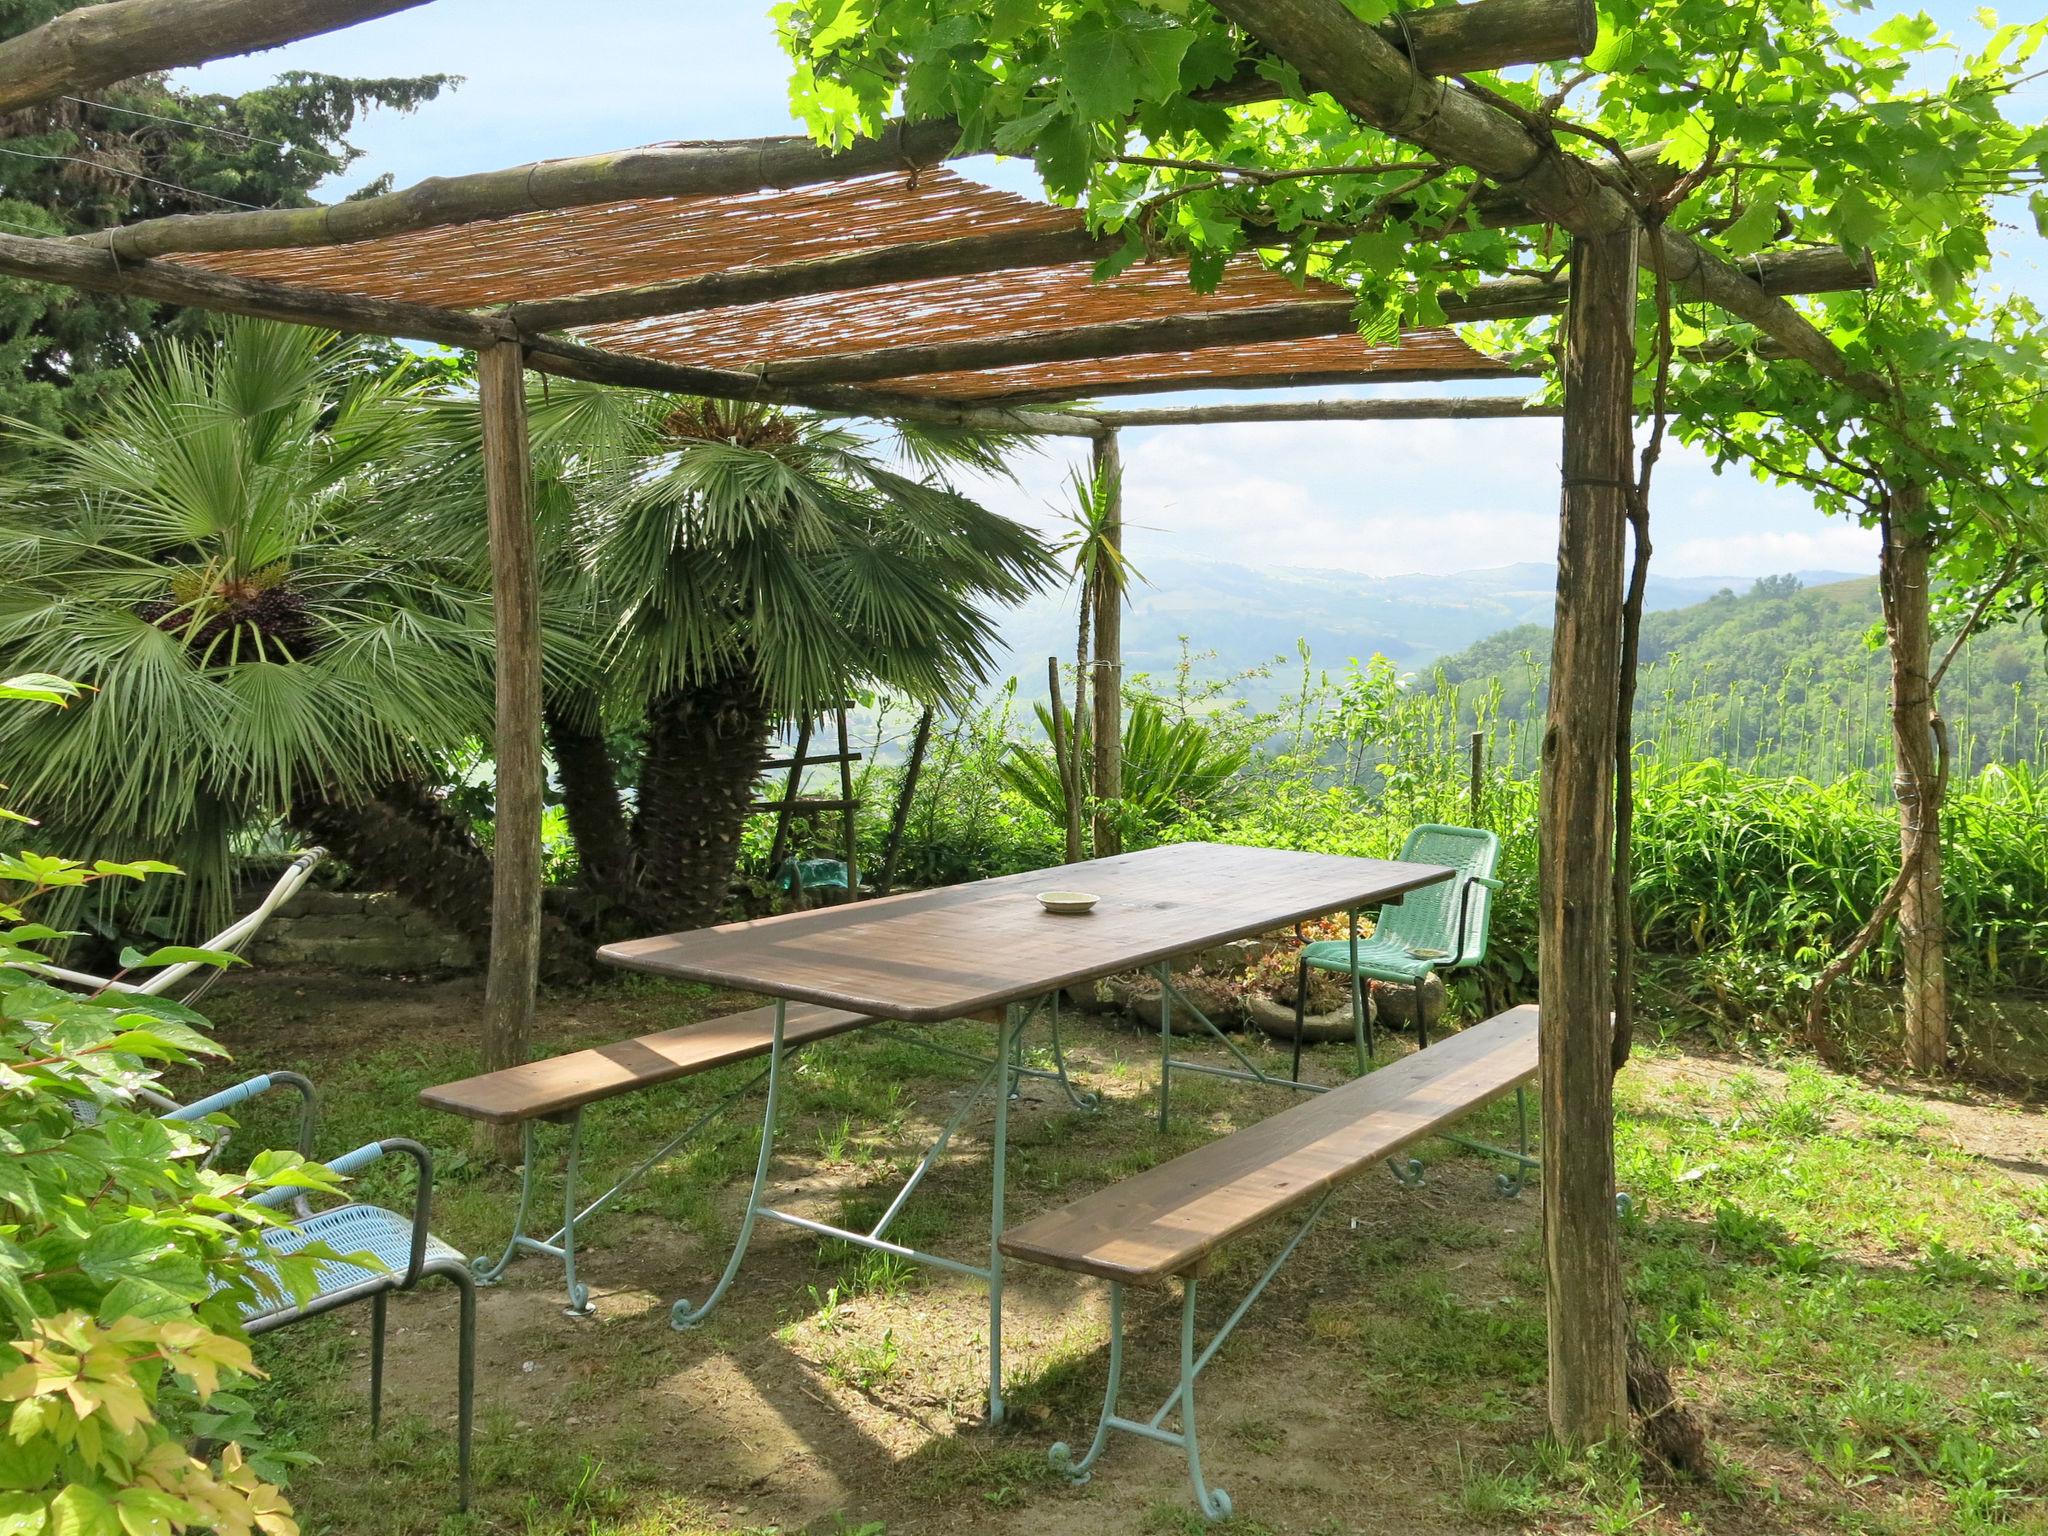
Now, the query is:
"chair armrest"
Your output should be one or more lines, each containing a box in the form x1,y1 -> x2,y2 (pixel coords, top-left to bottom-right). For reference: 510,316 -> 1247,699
164,1070 -> 319,1157
1471,875 -> 1505,892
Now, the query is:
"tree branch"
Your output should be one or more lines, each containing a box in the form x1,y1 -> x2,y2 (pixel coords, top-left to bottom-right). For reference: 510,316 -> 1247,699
0,0 -> 432,115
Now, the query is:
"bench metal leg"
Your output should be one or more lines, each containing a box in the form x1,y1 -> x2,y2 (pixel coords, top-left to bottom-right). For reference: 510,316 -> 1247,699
472,1068 -> 769,1314
1049,1192 -> 1330,1521
671,1002 -> 790,1330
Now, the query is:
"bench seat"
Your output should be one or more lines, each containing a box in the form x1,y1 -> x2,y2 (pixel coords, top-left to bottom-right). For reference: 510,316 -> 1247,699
1000,1004 -> 1538,1285
421,1002 -> 874,1125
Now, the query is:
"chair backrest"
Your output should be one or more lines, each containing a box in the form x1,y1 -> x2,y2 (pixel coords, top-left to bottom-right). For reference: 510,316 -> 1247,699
1376,824 -> 1501,970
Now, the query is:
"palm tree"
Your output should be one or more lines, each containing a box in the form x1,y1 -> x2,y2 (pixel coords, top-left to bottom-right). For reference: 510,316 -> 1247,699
0,319 -> 508,937
1050,457 -> 1137,859
400,387 -> 1056,935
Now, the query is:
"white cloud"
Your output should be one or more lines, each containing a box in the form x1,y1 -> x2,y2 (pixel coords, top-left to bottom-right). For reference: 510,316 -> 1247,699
1661,524 -> 1879,578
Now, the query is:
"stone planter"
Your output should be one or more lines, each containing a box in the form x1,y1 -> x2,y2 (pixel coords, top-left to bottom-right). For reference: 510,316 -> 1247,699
1369,973 -> 1449,1032
1099,972 -> 1247,1035
1244,989 -> 1368,1044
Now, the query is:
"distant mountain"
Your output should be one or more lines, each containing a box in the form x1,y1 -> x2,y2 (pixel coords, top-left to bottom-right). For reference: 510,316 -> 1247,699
1428,575 -> 2044,777
986,556 -> 1863,696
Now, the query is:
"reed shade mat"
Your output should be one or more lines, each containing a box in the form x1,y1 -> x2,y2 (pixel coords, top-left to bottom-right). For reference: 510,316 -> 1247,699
1000,1004 -> 1539,1285
597,842 -> 1452,1022
173,167 -> 1508,403
418,1003 -> 873,1126
576,250 -> 1495,383
178,170 -> 1077,310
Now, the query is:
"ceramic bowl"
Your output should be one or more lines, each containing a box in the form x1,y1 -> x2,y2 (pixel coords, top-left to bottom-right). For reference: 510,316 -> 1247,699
1036,890 -> 1100,916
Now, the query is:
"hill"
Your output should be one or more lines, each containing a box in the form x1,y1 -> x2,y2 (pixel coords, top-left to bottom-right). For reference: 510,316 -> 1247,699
1429,576 -> 2045,778
990,556 -> 1861,701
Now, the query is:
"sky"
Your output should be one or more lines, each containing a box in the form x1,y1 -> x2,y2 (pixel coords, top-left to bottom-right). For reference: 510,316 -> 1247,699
174,1 -> 2044,582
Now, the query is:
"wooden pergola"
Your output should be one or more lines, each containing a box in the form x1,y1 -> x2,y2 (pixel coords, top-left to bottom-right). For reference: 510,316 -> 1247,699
0,0 -> 1885,1440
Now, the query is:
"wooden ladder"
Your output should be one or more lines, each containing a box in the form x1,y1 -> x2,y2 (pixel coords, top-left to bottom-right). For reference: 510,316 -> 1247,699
756,703 -> 862,901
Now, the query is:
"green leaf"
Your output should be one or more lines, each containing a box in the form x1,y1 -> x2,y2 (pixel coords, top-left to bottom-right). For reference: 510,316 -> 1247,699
47,1485 -> 115,1536
0,1436 -> 57,1494
78,1221 -> 177,1287
115,946 -> 243,972
0,1491 -> 45,1536
0,675 -> 75,707
1721,200 -> 1780,259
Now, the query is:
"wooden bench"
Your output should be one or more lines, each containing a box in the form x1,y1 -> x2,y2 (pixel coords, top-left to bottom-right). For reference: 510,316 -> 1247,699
423,1002 -> 874,1314
1001,1005 -> 1539,1521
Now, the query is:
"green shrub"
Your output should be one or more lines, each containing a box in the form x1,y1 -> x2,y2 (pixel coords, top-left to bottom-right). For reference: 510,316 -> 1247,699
0,675 -> 344,1535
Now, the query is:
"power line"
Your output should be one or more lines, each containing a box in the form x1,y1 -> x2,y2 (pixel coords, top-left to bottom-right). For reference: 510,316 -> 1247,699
0,144 -> 260,209
59,95 -> 298,152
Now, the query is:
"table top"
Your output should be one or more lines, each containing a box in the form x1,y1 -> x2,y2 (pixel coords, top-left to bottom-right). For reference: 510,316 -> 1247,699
597,842 -> 1452,1023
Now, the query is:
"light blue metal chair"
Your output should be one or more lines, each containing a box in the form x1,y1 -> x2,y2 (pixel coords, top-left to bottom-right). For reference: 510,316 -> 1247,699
239,1139 -> 475,1511
1291,824 -> 1502,1075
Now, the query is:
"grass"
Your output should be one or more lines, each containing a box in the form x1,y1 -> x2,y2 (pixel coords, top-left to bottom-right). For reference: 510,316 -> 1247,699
193,974 -> 2048,1535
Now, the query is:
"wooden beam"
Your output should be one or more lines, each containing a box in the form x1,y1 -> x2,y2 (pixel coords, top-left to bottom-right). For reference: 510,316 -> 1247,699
71,0 -> 1596,263
520,334 -> 1107,437
1089,429 -> 1124,858
0,0 -> 430,115
1539,228 -> 1634,1442
79,120 -> 968,262
501,146 -> 1686,339
0,229 -> 515,348
738,244 -> 1866,390
1090,394 -> 1558,427
1208,0 -> 1885,402
478,339 -> 544,1165
506,225 -> 1107,334
0,229 -> 1105,434
972,363 -> 1533,406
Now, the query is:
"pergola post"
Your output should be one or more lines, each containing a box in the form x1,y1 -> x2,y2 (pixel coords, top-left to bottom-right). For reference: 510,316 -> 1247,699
1090,428 -> 1124,857
479,339 -> 544,1162
1880,488 -> 1948,1072
1539,228 -> 1634,1441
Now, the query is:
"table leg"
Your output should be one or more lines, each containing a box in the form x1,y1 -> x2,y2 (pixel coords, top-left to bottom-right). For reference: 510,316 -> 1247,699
1156,960 -> 1174,1132
987,1001 -> 1023,1424
670,999 -> 788,1331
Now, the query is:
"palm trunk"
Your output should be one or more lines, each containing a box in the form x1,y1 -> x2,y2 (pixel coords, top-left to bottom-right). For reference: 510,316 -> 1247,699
545,701 -> 646,934
633,666 -> 775,932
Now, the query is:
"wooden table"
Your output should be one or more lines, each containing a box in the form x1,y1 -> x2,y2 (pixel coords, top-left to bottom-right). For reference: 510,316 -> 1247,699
597,842 -> 1451,1423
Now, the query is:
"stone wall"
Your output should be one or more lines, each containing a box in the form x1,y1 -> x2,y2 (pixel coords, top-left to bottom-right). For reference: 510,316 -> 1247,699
244,888 -> 477,975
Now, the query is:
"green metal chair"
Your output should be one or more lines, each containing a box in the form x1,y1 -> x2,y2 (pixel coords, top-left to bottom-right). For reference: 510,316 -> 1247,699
1290,824 -> 1503,1078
